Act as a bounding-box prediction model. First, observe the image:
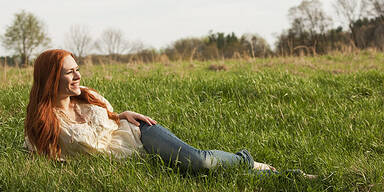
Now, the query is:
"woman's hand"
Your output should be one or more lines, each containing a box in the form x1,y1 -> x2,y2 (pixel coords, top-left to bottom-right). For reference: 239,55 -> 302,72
119,111 -> 157,127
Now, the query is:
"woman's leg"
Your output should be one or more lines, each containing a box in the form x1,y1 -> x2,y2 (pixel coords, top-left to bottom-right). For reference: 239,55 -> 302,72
138,120 -> 254,171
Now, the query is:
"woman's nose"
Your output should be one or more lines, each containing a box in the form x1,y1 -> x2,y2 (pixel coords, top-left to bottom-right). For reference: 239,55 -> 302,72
74,71 -> 81,79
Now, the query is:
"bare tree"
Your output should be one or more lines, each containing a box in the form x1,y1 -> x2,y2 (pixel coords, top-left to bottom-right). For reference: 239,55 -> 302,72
95,28 -> 129,60
65,24 -> 92,64
241,33 -> 272,58
165,38 -> 205,61
333,0 -> 370,30
333,0 -> 375,48
287,0 -> 332,55
367,0 -> 384,16
127,39 -> 146,53
288,0 -> 333,36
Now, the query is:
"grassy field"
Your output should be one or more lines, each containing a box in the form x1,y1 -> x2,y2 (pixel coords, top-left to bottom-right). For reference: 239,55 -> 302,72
1,51 -> 384,191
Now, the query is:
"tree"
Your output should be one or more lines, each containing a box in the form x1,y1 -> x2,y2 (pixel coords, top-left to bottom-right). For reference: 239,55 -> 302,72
0,10 -> 50,66
287,0 -> 333,55
333,0 -> 370,29
334,0 -> 369,26
367,0 -> 384,16
288,0 -> 333,36
241,34 -> 272,58
333,0 -> 371,47
95,28 -> 132,61
65,24 -> 93,64
206,32 -> 244,59
164,38 -> 204,61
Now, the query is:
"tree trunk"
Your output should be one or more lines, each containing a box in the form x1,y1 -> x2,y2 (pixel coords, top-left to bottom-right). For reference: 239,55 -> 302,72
349,24 -> 359,48
21,54 -> 27,67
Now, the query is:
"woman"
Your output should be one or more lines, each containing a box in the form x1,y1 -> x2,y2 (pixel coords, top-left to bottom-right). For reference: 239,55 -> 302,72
24,49 -> 314,177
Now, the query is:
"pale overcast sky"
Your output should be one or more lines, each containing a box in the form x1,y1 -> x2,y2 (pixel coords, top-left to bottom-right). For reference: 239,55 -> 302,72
0,0 -> 336,56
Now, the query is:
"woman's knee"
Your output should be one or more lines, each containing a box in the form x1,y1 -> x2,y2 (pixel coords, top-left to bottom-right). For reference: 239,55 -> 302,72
187,151 -> 219,170
197,157 -> 219,169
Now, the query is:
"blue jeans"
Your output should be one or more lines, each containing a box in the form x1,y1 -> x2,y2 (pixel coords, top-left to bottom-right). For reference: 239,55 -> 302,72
138,120 -> 254,172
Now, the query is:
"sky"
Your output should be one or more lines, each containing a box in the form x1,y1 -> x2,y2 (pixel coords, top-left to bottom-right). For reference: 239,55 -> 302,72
0,0 -> 336,56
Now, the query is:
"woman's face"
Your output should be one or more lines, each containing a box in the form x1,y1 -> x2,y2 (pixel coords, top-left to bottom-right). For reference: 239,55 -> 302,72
58,55 -> 81,97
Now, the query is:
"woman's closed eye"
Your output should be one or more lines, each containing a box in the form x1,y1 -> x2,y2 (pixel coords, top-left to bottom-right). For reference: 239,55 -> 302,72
66,68 -> 80,74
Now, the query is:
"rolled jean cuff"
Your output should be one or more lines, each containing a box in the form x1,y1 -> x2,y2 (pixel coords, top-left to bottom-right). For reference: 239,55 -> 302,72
236,149 -> 254,169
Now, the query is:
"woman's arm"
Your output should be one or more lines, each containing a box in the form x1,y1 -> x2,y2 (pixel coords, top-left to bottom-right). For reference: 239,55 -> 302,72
119,111 -> 157,126
84,87 -> 156,127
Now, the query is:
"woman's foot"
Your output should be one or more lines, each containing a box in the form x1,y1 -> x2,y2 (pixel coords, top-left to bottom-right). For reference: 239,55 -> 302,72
285,169 -> 318,179
253,161 -> 276,171
252,165 -> 318,179
303,173 -> 318,179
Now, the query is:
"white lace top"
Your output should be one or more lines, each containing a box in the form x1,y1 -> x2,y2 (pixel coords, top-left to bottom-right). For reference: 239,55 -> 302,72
24,89 -> 145,159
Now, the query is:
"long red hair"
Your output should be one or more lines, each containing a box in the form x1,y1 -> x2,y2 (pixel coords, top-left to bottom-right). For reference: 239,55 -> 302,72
25,49 -> 119,158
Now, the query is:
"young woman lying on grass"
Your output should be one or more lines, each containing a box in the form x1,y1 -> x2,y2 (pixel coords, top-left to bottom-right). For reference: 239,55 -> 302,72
24,49 -> 316,178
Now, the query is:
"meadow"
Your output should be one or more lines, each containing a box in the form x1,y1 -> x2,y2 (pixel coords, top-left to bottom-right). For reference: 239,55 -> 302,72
0,50 -> 384,191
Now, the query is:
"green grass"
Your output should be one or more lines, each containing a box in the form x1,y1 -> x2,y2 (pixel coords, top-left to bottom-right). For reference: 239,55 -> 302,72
1,52 -> 384,191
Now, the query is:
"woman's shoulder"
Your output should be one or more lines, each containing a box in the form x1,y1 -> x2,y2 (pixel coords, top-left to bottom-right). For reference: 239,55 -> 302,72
80,86 -> 98,97
80,86 -> 114,112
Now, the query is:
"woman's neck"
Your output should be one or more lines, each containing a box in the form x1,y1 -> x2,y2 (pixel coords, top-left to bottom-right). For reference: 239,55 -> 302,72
55,96 -> 73,111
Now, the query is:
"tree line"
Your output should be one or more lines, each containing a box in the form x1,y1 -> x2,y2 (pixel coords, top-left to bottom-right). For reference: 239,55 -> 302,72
276,0 -> 384,56
1,0 -> 383,66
